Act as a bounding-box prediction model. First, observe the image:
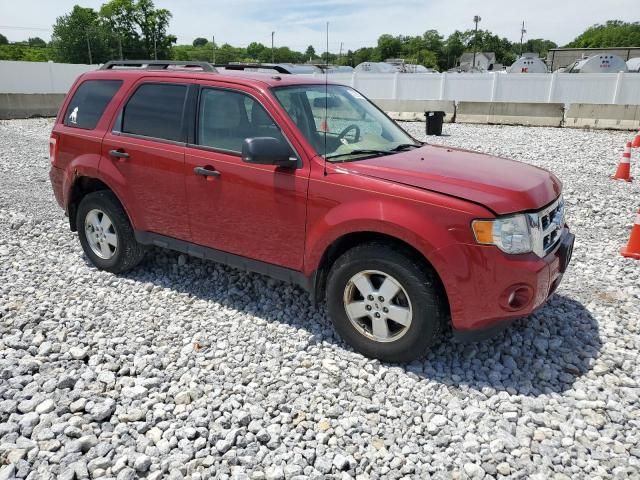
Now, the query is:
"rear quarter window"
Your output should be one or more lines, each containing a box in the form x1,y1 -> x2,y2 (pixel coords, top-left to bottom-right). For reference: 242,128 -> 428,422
64,79 -> 122,130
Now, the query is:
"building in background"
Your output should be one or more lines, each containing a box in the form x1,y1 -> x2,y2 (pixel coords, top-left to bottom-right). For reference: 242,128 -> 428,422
452,52 -> 496,72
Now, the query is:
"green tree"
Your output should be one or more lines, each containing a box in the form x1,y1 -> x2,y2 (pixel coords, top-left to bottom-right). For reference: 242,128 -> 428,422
0,33 -> 8,45
566,20 -> 640,48
134,0 -> 175,59
422,30 -> 444,56
522,38 -> 557,57
99,0 -> 144,58
96,0 -> 175,59
51,6 -> 110,63
28,37 -> 47,47
0,44 -> 51,61
246,42 -> 266,60
352,47 -> 374,66
214,43 -> 245,64
375,34 -> 403,61
443,31 -> 465,69
192,37 -> 208,47
275,46 -> 304,63
304,45 -> 316,60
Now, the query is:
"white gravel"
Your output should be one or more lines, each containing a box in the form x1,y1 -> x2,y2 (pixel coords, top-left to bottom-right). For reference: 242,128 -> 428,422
1,118 -> 639,479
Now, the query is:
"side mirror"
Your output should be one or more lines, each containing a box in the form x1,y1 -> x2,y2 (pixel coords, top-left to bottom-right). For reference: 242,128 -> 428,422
241,137 -> 296,167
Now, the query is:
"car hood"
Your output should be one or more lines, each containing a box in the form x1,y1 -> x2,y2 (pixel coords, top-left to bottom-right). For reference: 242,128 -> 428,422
339,144 -> 562,215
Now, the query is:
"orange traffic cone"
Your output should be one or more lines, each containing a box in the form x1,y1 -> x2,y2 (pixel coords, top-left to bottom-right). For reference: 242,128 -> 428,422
611,142 -> 633,181
320,118 -> 329,132
632,129 -> 640,148
621,209 -> 640,260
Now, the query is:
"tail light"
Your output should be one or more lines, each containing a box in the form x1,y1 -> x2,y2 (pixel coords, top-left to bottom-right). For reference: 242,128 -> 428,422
49,135 -> 58,165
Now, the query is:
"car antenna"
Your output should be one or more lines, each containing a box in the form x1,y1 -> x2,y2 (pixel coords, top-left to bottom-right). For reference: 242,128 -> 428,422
323,21 -> 329,177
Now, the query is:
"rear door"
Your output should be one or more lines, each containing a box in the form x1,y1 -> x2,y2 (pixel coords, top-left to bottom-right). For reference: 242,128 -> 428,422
183,83 -> 309,270
101,79 -> 192,240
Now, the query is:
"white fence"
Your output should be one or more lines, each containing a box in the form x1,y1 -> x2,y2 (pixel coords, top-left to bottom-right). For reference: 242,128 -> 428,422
1,61 -> 640,105
311,71 -> 640,105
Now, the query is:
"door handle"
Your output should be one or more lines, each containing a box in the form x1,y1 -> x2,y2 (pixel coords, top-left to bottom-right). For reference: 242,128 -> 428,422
109,149 -> 129,160
194,166 -> 221,178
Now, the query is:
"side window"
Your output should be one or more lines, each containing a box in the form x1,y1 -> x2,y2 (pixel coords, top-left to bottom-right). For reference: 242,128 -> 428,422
64,80 -> 122,130
198,89 -> 284,152
121,83 -> 187,142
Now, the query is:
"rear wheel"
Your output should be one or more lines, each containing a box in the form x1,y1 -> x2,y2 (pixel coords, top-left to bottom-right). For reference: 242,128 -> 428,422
76,191 -> 145,273
326,243 -> 446,362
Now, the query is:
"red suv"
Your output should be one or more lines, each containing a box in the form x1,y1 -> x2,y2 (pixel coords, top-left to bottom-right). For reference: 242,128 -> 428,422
49,60 -> 574,362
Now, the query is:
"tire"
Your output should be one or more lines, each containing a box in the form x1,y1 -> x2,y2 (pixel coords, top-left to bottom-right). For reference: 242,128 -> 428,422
76,190 -> 145,273
326,243 -> 446,362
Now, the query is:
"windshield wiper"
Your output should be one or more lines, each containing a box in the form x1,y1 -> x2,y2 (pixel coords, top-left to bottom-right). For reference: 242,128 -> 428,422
326,149 -> 393,160
390,143 -> 422,151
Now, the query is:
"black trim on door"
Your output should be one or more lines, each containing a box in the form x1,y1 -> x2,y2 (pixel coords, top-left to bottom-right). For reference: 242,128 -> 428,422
184,84 -> 199,145
134,231 -> 313,291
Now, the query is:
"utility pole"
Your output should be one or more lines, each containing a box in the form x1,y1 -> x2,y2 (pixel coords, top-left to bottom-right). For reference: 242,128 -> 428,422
339,42 -> 343,64
85,31 -> 92,64
271,31 -> 275,63
472,15 -> 481,70
118,36 -> 123,60
212,35 -> 216,63
153,31 -> 157,60
520,21 -> 526,56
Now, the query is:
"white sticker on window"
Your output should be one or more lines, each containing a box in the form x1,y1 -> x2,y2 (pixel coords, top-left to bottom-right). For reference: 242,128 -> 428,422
69,107 -> 79,124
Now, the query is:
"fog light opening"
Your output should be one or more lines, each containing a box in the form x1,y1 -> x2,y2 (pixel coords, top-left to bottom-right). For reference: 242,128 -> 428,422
500,284 -> 534,312
508,287 -> 531,309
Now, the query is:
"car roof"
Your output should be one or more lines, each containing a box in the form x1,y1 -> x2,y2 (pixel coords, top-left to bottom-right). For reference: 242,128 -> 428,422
80,68 -> 336,89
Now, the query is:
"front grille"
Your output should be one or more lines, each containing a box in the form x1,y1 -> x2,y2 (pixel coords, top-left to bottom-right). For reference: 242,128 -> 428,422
528,196 -> 565,257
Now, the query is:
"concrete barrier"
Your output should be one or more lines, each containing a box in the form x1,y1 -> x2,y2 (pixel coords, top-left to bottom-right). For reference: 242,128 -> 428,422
0,94 -> 65,119
456,102 -> 564,127
564,104 -> 640,131
372,99 -> 456,123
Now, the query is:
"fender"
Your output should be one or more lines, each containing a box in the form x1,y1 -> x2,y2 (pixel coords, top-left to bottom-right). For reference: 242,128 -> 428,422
62,153 -> 102,207
303,174 -> 496,307
65,167 -> 137,233
305,199 -> 440,275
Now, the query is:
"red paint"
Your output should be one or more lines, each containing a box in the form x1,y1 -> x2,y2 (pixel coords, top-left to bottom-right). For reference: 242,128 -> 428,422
50,68 -> 570,334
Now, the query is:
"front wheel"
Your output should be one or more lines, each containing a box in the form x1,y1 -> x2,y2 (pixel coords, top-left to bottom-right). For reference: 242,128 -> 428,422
326,243 -> 447,362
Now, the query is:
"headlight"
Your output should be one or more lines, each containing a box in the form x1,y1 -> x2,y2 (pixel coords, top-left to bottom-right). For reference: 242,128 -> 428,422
472,214 -> 533,254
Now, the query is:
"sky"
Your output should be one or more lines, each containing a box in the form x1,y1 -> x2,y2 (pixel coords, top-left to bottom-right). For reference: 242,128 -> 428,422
0,0 -> 637,53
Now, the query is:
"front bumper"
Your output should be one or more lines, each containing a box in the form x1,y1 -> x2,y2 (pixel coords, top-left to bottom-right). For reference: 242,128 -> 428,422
433,227 -> 574,339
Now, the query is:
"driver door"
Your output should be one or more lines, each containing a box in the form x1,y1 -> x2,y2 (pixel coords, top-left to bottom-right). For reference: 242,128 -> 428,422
184,84 -> 309,270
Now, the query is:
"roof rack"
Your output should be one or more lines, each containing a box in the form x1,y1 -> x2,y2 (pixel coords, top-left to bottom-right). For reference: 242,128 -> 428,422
214,63 -> 292,74
100,60 -> 217,72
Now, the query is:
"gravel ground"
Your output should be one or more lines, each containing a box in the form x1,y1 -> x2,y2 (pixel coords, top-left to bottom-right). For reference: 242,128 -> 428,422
1,118 -> 639,480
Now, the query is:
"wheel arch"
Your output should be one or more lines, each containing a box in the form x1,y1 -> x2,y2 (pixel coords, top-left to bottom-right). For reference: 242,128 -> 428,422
311,231 -> 450,319
67,176 -> 128,232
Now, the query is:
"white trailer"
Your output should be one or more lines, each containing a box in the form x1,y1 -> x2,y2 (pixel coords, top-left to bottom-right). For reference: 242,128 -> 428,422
355,62 -> 398,73
627,57 -> 640,73
566,54 -> 628,73
508,56 -> 548,73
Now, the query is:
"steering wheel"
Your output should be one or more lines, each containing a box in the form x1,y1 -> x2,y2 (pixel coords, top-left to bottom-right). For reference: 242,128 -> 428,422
337,124 -> 361,144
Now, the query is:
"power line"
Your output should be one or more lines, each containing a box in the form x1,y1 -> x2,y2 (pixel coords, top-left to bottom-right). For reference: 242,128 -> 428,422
0,25 -> 52,31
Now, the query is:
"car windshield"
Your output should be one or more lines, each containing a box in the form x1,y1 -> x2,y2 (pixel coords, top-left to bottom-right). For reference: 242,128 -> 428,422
272,84 -> 420,161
